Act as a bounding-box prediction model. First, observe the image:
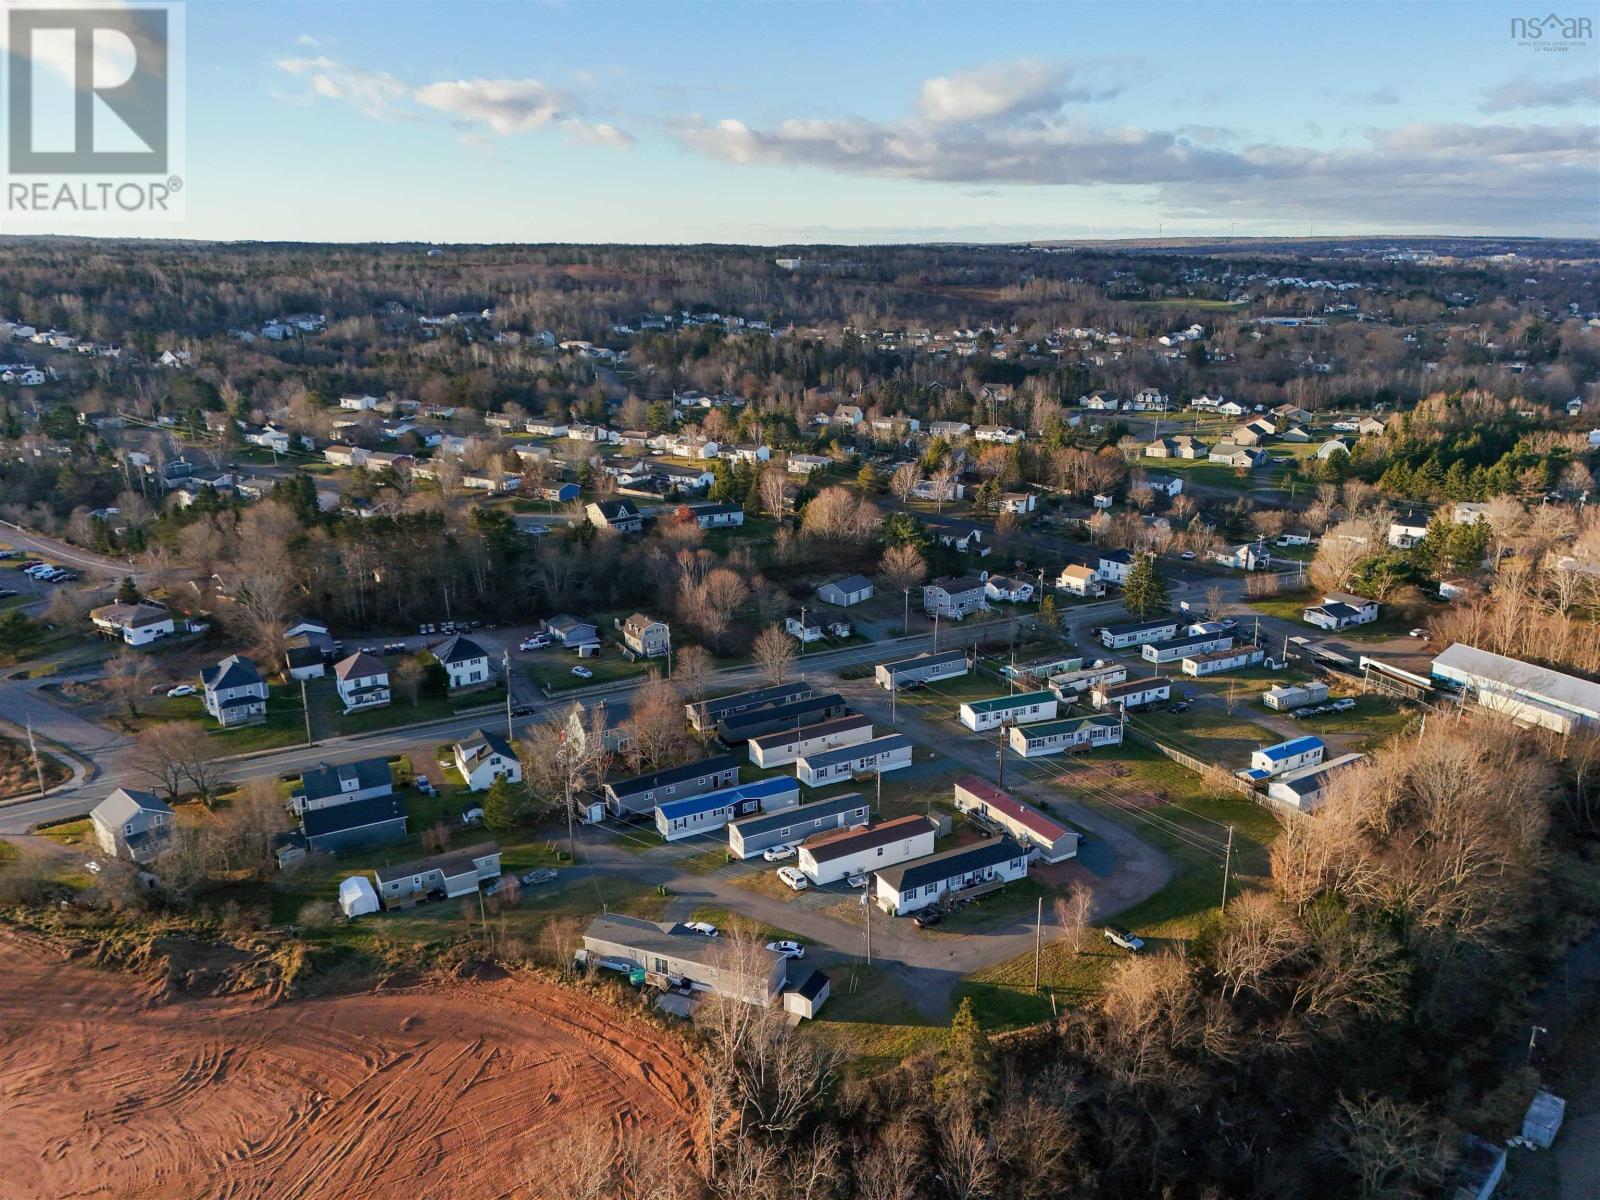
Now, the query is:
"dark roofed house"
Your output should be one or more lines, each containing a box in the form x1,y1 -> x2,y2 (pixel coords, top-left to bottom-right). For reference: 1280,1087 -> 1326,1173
200,653 -> 268,727
301,794 -> 408,854
431,634 -> 492,690
295,757 -> 394,814
581,912 -> 790,1009
873,835 -> 1030,914
374,842 -> 501,903
585,497 -> 643,533
604,753 -> 740,816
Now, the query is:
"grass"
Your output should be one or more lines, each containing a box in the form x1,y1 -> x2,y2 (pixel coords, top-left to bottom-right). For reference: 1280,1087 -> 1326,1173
37,817 -> 93,847
1291,694 -> 1419,749
329,684 -> 505,736
1247,589 -> 1434,641
1127,707 -> 1282,766
0,839 -> 16,863
528,654 -> 648,693
803,963 -> 943,1073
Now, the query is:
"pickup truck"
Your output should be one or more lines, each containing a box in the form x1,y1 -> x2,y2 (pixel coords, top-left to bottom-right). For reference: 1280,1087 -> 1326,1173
519,868 -> 558,886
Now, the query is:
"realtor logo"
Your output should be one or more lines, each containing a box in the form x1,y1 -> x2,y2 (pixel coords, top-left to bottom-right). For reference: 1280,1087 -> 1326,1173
3,3 -> 185,220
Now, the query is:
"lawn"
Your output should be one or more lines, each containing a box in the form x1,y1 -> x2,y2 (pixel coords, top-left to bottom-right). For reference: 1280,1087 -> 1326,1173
135,686 -> 310,753
1248,590 -> 1435,641
802,963 -> 944,1074
36,817 -> 93,848
1291,694 -> 1419,748
328,684 -> 506,736
527,653 -> 649,694
1126,707 -> 1282,767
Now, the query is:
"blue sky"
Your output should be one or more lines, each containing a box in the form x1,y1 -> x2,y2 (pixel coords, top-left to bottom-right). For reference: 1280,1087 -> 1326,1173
15,0 -> 1600,241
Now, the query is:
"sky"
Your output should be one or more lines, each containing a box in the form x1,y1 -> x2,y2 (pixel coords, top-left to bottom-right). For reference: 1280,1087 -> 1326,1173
4,0 -> 1599,243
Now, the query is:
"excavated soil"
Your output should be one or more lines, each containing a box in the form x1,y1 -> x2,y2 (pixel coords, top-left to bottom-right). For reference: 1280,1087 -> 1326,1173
0,938 -> 699,1199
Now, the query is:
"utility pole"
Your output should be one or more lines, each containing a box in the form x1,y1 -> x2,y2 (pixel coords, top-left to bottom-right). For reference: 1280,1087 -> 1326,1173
875,766 -> 882,818
300,677 -> 312,747
997,722 -> 1009,790
890,681 -> 897,729
1220,824 -> 1235,913
865,890 -> 873,965
799,606 -> 808,657
1527,1024 -> 1547,1066
932,611 -> 940,651
1032,896 -> 1043,992
503,650 -> 514,742
903,586 -> 910,638
26,717 -> 44,797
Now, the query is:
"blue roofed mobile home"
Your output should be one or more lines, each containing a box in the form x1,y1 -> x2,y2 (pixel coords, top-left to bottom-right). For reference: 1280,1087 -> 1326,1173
1249,735 -> 1325,777
655,776 -> 801,842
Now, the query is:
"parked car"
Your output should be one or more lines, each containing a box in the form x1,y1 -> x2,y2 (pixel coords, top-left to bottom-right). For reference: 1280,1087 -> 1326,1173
762,844 -> 795,862
1328,698 -> 1357,712
570,665 -> 593,680
1408,628 -> 1428,638
414,777 -> 437,797
510,703 -> 535,717
1180,550 -> 1196,560
776,866 -> 809,892
765,940 -> 805,960
519,634 -> 551,651
847,872 -> 869,889
1168,701 -> 1189,714
0,588 -> 17,598
520,868 -> 558,886
684,921 -> 720,937
418,623 -> 435,635
1103,925 -> 1145,953
914,907 -> 944,928
83,860 -> 101,875
165,684 -> 196,698
483,876 -> 516,897
1219,617 -> 1238,630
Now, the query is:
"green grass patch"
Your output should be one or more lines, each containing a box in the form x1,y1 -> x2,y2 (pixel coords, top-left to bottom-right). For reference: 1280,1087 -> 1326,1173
37,817 -> 93,847
0,839 -> 17,863
803,963 -> 943,1074
1292,694 -> 1419,748
528,654 -> 649,693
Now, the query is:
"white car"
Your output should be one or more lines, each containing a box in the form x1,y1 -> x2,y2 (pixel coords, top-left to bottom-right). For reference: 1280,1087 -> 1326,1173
165,684 -> 196,698
683,921 -> 720,937
776,866 -> 809,892
570,665 -> 593,679
1408,628 -> 1428,638
520,635 -> 550,651
765,940 -> 805,960
1180,550 -> 1196,560
847,872 -> 869,889
762,844 -> 795,862
83,860 -> 101,875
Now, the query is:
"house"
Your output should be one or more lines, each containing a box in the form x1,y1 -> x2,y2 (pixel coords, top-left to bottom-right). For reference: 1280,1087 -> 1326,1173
1231,419 -> 1276,447
374,843 -> 502,904
747,713 -> 875,769
974,425 -> 1025,444
927,519 -> 988,556
1145,434 -> 1207,459
1303,592 -> 1379,630
1100,617 -> 1180,650
717,694 -> 849,744
1209,442 -> 1268,469
1057,563 -> 1104,597
1008,713 -> 1124,757
785,613 -> 825,645
817,575 -> 874,607
1263,681 -> 1330,711
301,795 -> 408,855
200,654 -> 268,727
1266,753 -> 1367,813
432,634 -> 493,689
911,476 -> 966,502
656,776 -> 800,842
452,728 -> 522,792
984,575 -> 1035,604
294,757 -> 393,815
1091,493 -> 1114,510
953,776 -> 1077,863
1388,521 -> 1430,549
1181,644 -> 1266,676
875,648 -> 969,690
1356,416 -> 1387,437
686,682 -> 815,733
1142,631 -> 1233,665
728,791 -> 871,860
582,913 -> 792,1010
543,614 -> 600,650
958,690 -> 1058,733
682,502 -> 743,529
874,835 -> 1029,915
999,490 -> 1036,514
799,814 -> 938,885
1143,474 -> 1183,498
1314,438 -> 1351,461
833,404 -> 865,427
90,788 -> 173,863
339,393 -> 380,411
1049,662 -> 1129,699
1453,502 -> 1490,526
1003,652 -> 1084,683
786,453 -> 831,476
535,482 -> 581,503
621,614 -> 671,660
526,418 -> 570,438
332,651 -> 390,713
284,638 -> 329,680
928,420 -> 971,438
1098,549 -> 1136,585
1251,736 -> 1326,777
923,576 -> 990,619
604,753 -> 741,817
586,498 -> 643,533
1091,675 -> 1173,711
89,601 -> 174,646
1431,642 -> 1600,736
1078,392 -> 1120,411
796,733 -> 914,787
1278,425 -> 1311,443
1214,541 -> 1272,571
1272,404 -> 1313,425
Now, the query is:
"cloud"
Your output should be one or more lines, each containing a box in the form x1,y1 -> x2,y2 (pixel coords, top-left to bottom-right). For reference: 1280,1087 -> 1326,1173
917,59 -> 1127,123
414,78 -> 581,134
1481,75 -> 1600,112
564,120 -> 635,148
275,56 -> 409,120
671,65 -> 1600,231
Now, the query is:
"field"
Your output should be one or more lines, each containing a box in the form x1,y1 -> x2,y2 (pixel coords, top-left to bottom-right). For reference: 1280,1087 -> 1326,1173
0,936 -> 699,1200
0,734 -> 68,798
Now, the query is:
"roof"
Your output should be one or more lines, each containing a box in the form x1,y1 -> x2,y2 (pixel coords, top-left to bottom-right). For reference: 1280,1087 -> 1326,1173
1097,675 -> 1171,697
432,633 -> 488,665
456,727 -> 516,766
200,653 -> 262,690
1308,602 -> 1361,620
1103,616 -> 1179,638
1432,642 -> 1600,717
1060,563 -> 1097,580
929,575 -> 987,594
963,690 -> 1055,716
301,795 -> 407,839
90,602 -> 170,628
592,498 -> 639,519
1015,714 -> 1121,740
606,753 -> 738,800
92,786 -> 171,826
748,713 -> 872,752
954,776 -> 1068,842
730,792 -> 867,840
656,776 -> 797,821
1324,591 -> 1376,607
821,574 -> 873,594
544,613 -> 597,635
334,651 -> 386,680
698,682 -> 812,718
300,757 -> 392,802
1258,735 -> 1325,761
875,835 -> 1024,893
1273,754 -> 1366,797
805,814 -> 931,863
584,913 -> 780,975
623,613 -> 666,635
1147,632 -> 1232,654
789,968 -> 829,1001
800,733 -> 912,771
879,648 -> 968,674
718,693 -> 844,732
373,841 -> 499,886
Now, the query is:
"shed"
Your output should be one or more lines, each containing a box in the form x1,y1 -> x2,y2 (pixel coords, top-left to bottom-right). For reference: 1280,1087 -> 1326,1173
817,575 -> 874,607
1522,1090 -> 1565,1149
338,875 -> 380,919
783,969 -> 831,1020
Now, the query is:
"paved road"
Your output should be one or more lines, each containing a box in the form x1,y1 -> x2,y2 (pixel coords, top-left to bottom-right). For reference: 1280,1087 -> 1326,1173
0,520 -> 144,583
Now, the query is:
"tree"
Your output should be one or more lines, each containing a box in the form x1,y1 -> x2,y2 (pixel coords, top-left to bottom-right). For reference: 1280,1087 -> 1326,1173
483,776 -> 522,831
889,462 -> 922,505
102,647 -> 153,718
751,624 -> 796,685
131,721 -> 225,806
878,542 -> 927,594
1053,883 -> 1094,956
626,670 -> 688,771
1121,553 -> 1169,617
115,575 -> 141,605
1037,592 -> 1060,629
857,462 -> 879,493
673,645 -> 713,732
934,996 -> 995,1109
1203,583 -> 1226,622
391,656 -> 423,706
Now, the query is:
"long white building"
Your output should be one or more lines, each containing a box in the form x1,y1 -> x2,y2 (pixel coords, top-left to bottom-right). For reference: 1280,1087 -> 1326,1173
1431,642 -> 1600,735
798,814 -> 937,885
747,713 -> 875,768
957,690 -> 1058,732
796,734 -> 913,787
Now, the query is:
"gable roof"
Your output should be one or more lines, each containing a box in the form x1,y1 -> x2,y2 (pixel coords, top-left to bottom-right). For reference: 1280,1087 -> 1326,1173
456,727 -> 517,766
730,791 -> 868,841
606,753 -> 738,800
92,786 -> 171,826
954,776 -> 1068,842
200,653 -> 262,690
432,633 -> 488,665
301,794 -> 407,839
334,651 -> 387,681
875,835 -> 1024,892
804,814 -> 931,864
299,757 -> 392,801
373,841 -> 500,887
822,574 -> 873,594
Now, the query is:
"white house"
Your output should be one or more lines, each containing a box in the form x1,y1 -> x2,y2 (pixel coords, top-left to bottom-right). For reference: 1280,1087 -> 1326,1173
983,575 -> 1035,604
1388,521 -> 1429,549
957,690 -> 1057,733
797,734 -> 914,787
786,453 -> 831,476
1057,563 -> 1104,598
799,815 -> 937,886
1214,541 -> 1272,571
1250,736 -> 1326,778
1091,676 -> 1172,711
1100,617 -> 1180,649
453,728 -> 522,792
334,651 -> 390,713
747,713 -> 875,769
1008,713 -> 1123,758
432,634 -> 493,690
952,776 -> 1077,863
873,835 -> 1029,915
1303,592 -> 1379,630
974,425 -> 1025,444
1098,550 -> 1136,584
89,602 -> 174,646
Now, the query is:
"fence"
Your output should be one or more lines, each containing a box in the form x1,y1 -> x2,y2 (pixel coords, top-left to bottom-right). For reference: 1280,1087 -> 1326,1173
1122,724 -> 1258,798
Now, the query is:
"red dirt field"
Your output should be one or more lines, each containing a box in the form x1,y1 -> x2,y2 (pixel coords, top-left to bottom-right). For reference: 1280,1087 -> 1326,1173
0,939 -> 700,1200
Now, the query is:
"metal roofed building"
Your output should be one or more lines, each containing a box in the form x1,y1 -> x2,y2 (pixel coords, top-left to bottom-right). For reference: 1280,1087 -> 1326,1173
798,814 -> 938,885
873,835 -> 1030,914
726,792 -> 869,859
1008,713 -> 1124,758
796,733 -> 914,787
957,689 -> 1058,732
874,648 -> 969,690
952,776 -> 1078,863
1250,735 -> 1326,777
1431,642 -> 1600,735
654,775 -> 800,842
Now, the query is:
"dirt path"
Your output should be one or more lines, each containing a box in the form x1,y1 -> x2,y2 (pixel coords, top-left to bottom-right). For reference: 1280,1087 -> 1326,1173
0,938 -> 700,1199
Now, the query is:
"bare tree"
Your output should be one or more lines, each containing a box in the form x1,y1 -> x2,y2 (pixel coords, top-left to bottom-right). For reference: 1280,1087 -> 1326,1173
878,542 -> 927,594
889,462 -> 922,505
1203,584 -> 1226,622
626,670 -> 689,771
102,647 -> 153,718
1053,883 -> 1095,956
751,624 -> 796,685
855,1120 -> 926,1200
391,656 -> 424,707
759,467 -> 789,523
936,1103 -> 997,1200
1320,1092 -> 1451,1200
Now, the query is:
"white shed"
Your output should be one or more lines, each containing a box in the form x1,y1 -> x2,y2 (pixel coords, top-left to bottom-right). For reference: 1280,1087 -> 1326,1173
338,875 -> 380,918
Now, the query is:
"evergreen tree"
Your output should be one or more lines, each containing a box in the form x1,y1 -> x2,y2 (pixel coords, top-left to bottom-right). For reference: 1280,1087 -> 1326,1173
483,775 -> 521,831
857,462 -> 879,493
1038,593 -> 1060,629
934,996 -> 995,1108
1122,553 -> 1169,617
116,576 -> 140,605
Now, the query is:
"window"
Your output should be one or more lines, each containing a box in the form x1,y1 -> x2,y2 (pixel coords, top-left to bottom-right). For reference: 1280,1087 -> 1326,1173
876,847 -> 883,857
780,827 -> 790,838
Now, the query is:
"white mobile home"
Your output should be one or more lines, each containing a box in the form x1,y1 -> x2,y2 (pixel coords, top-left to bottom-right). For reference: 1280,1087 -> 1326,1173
1091,676 -> 1172,711
1182,645 -> 1266,676
1142,632 -> 1233,665
655,776 -> 800,842
873,836 -> 1029,915
1100,617 -> 1181,650
953,776 -> 1078,863
1262,680 -> 1330,710
748,713 -> 875,768
1008,713 -> 1124,758
727,792 -> 870,860
799,815 -> 938,885
957,690 -> 1058,733
1049,661 -> 1127,699
796,734 -> 913,787
1265,753 -> 1366,813
1250,736 -> 1326,777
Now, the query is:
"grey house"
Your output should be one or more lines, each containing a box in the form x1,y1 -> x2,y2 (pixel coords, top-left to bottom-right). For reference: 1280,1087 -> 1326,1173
294,757 -> 394,815
200,654 -> 269,727
874,648 -> 969,690
373,842 -> 501,903
604,753 -> 740,817
90,787 -> 173,863
544,613 -> 600,648
687,681 -> 815,733
621,613 -> 671,659
716,693 -> 848,744
817,574 -> 874,607
727,791 -> 869,860
582,912 -> 787,1007
301,795 -> 408,854
923,576 -> 989,619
